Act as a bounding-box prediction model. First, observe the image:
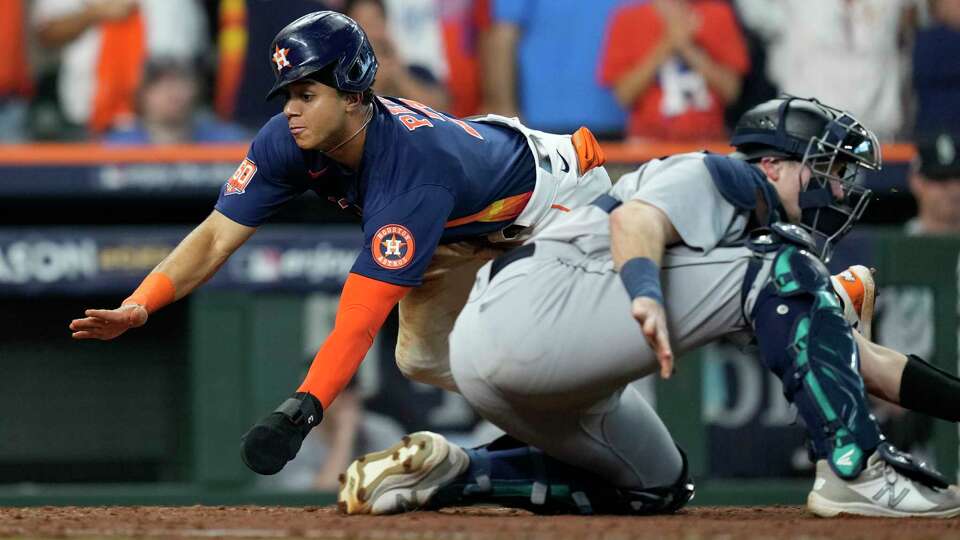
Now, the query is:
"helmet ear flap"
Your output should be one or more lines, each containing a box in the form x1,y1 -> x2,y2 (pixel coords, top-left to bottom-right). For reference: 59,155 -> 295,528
348,61 -> 364,82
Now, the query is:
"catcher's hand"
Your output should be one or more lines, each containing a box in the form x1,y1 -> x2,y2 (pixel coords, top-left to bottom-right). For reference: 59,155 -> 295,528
631,297 -> 674,379
69,304 -> 148,340
241,392 -> 324,475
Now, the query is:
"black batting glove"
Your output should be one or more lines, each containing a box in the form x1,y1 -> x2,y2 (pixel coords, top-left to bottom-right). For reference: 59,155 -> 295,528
240,392 -> 323,475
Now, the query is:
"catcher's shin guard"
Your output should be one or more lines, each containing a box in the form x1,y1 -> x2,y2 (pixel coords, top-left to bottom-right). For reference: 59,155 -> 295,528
428,438 -> 694,515
752,243 -> 881,479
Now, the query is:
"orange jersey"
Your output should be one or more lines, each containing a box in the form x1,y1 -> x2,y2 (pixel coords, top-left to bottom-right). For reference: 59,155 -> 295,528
599,1 -> 749,141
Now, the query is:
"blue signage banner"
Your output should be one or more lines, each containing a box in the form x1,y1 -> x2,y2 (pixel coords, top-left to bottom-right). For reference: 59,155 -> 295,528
0,163 -> 234,198
0,226 -> 364,295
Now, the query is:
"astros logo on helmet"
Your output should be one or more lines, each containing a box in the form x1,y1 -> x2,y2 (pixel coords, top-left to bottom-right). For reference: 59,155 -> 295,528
273,46 -> 292,71
372,224 -> 415,269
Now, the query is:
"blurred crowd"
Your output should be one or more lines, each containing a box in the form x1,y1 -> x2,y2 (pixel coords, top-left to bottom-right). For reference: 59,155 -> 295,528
1,0 -> 958,145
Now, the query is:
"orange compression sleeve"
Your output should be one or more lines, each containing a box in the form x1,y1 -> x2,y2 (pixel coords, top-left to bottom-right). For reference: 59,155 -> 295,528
122,272 -> 176,314
297,273 -> 411,409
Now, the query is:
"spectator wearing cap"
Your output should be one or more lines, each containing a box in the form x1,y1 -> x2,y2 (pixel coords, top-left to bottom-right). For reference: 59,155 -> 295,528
914,0 -> 960,137
905,131 -> 960,235
104,59 -> 248,145
874,131 -> 960,457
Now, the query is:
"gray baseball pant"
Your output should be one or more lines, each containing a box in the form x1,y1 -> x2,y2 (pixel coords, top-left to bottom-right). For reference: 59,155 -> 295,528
449,239 -> 759,489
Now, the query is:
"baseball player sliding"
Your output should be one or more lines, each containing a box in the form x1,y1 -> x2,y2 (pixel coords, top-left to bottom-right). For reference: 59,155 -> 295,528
68,11 -> 612,475
336,98 -> 960,518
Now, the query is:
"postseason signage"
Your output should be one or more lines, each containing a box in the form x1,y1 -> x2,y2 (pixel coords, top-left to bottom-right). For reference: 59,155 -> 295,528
0,226 -> 362,295
0,163 -> 236,198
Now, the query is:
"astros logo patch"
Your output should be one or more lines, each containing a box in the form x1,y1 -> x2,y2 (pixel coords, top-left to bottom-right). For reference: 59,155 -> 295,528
225,158 -> 257,195
372,224 -> 415,269
273,45 -> 291,71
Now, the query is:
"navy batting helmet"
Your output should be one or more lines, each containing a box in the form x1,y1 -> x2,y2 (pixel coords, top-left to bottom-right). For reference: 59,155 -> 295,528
266,11 -> 378,100
732,97 -> 882,262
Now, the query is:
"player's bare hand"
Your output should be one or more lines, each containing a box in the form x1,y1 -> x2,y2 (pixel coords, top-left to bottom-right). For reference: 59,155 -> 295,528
631,297 -> 674,379
70,304 -> 148,340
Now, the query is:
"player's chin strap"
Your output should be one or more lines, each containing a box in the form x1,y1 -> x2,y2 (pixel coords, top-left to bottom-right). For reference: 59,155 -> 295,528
322,104 -> 374,155
427,435 -> 694,515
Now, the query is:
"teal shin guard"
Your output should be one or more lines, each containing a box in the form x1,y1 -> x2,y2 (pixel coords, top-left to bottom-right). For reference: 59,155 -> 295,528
752,245 -> 881,479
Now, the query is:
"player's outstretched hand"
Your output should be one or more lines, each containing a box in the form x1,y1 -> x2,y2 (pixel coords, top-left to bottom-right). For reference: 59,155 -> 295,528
631,297 -> 674,379
69,304 -> 148,340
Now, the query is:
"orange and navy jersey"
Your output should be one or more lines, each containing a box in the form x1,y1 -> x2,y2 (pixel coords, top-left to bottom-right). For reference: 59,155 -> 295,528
214,96 -> 534,286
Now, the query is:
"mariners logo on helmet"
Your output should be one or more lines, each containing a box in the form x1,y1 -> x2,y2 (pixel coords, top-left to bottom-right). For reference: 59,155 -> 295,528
272,46 -> 292,72
372,224 -> 415,269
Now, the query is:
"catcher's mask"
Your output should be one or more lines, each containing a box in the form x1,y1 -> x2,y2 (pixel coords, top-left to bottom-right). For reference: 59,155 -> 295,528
732,97 -> 882,262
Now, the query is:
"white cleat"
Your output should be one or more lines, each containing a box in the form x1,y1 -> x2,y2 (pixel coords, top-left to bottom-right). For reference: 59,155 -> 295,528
808,452 -> 960,518
337,431 -> 469,515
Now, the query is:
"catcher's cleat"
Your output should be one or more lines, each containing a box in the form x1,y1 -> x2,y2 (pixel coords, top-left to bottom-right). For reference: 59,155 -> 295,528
830,265 -> 876,340
337,431 -> 469,515
807,446 -> 960,518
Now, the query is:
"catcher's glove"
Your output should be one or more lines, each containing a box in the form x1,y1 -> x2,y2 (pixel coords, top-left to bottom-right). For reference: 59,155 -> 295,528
241,392 -> 323,475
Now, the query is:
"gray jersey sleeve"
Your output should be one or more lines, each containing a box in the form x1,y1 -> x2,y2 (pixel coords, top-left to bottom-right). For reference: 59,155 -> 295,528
612,154 -> 742,252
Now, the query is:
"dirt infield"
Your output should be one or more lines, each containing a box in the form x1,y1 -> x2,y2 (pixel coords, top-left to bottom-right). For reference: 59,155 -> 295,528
2,505 -> 960,540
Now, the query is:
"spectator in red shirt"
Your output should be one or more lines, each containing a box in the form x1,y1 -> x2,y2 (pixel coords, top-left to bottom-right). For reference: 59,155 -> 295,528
599,0 -> 749,141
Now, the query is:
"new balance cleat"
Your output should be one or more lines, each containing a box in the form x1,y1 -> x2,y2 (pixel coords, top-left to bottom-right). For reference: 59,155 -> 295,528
831,265 -> 876,340
808,449 -> 960,518
337,431 -> 469,515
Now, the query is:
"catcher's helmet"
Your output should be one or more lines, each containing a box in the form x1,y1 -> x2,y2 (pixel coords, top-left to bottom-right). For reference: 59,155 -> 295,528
266,11 -> 378,100
731,97 -> 882,262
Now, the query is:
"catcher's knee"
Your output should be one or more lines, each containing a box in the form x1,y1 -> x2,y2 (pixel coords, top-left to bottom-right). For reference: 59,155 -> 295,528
610,445 -> 695,515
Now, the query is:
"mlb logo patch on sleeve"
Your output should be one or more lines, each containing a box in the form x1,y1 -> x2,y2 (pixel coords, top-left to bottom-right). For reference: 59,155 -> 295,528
372,224 -> 416,269
225,158 -> 258,195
